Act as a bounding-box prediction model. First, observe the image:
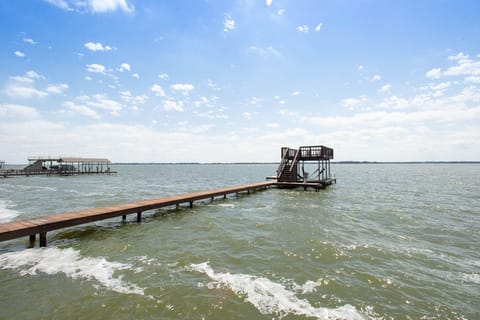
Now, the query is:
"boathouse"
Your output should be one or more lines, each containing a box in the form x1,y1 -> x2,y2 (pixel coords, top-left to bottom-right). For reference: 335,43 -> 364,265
24,156 -> 112,175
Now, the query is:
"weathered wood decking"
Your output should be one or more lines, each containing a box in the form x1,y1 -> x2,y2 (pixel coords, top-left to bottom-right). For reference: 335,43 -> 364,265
0,181 -> 276,247
0,179 -> 336,247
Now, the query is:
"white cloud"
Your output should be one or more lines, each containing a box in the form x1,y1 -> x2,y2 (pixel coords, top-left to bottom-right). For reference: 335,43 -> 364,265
358,65 -> 364,71
4,70 -> 49,98
375,95 -> 409,109
158,73 -> 169,79
119,91 -> 148,105
171,83 -> 194,95
25,70 -> 44,79
163,99 -> 183,112
296,25 -> 309,33
5,85 -> 48,99
44,0 -> 71,10
371,74 -> 381,82
448,52 -> 469,61
86,63 -> 106,74
76,94 -> 123,115
89,0 -> 134,13
63,101 -> 101,119
132,73 -> 140,79
224,14 -> 235,32
85,76 -> 92,81
45,0 -> 134,14
426,68 -> 442,79
46,83 -> 69,94
379,84 -> 392,93
247,46 -> 281,58
292,91 -> 301,96
118,63 -> 130,72
277,9 -> 285,15
85,42 -> 112,51
0,104 -> 39,119
266,0 -> 273,7
341,96 -> 367,109
151,84 -> 166,97
315,23 -> 323,32
23,38 -> 36,45
194,96 -> 210,108
242,112 -> 253,119
14,51 -> 25,57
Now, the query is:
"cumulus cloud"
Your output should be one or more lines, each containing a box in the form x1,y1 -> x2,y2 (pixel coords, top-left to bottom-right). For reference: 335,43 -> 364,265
315,23 -> 323,32
224,14 -> 235,32
63,101 -> 101,119
379,84 -> 392,93
77,94 -> 123,115
14,51 -> 25,57
118,63 -> 130,72
296,25 -> 309,33
46,83 -> 69,94
163,99 -> 184,112
266,0 -> 273,7
23,38 -> 36,44
151,84 -> 166,97
426,68 -> 442,79
45,0 -> 134,14
171,83 -> 194,95
84,42 -> 112,51
86,63 -> 106,74
5,70 -> 48,99
132,73 -> 140,79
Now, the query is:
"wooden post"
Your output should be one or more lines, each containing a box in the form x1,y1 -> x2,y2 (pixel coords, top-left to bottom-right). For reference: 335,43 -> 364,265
189,201 -> 193,208
137,212 -> 142,222
122,215 -> 126,221
29,234 -> 36,246
39,232 -> 47,247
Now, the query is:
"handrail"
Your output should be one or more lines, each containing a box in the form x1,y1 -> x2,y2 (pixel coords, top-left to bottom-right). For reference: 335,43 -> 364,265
276,148 -> 290,177
289,149 -> 301,172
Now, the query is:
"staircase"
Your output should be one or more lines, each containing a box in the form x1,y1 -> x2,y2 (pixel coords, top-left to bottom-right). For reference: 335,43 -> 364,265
277,148 -> 300,182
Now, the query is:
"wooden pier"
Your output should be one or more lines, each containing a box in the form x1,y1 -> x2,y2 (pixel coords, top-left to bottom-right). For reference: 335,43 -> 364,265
0,181 -> 276,247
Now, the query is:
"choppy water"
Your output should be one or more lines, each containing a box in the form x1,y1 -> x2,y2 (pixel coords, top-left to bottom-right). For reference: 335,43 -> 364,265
0,164 -> 478,319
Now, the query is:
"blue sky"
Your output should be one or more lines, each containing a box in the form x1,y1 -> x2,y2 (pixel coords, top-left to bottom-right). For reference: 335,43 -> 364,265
1,0 -> 480,163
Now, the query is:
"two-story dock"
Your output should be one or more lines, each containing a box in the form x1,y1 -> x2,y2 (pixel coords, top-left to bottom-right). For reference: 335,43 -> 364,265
274,145 -> 336,190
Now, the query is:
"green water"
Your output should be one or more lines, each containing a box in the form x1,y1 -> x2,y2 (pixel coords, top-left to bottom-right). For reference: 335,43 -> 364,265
0,164 -> 478,319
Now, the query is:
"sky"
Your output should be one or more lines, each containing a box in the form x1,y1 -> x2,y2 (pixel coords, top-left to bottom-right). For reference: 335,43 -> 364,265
1,0 -> 480,163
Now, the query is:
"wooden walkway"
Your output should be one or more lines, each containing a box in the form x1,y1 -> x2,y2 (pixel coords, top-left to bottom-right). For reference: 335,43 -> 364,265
0,181 -> 276,247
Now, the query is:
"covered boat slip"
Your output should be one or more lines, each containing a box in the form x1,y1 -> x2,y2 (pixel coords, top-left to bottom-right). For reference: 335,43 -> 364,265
1,156 -> 116,177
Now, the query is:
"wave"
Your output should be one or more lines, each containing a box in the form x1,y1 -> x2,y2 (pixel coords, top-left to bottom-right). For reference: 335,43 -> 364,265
188,261 -> 366,319
0,200 -> 21,223
0,247 -> 144,295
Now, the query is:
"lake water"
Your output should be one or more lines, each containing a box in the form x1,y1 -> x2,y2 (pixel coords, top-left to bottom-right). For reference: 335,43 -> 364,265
0,164 -> 478,319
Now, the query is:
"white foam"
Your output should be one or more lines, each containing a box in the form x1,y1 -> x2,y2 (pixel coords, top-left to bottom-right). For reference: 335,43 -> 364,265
188,262 -> 366,319
0,247 -> 144,295
0,200 -> 20,223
